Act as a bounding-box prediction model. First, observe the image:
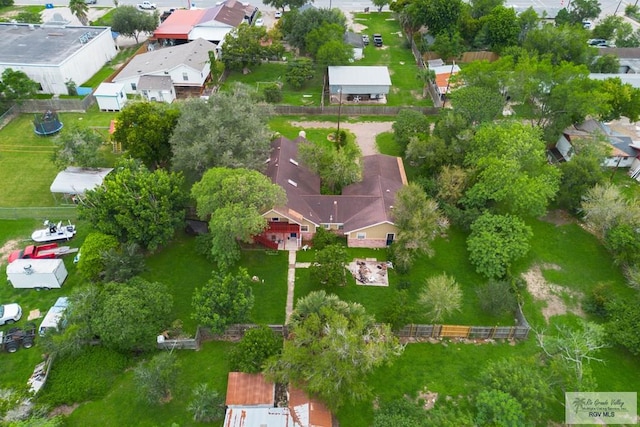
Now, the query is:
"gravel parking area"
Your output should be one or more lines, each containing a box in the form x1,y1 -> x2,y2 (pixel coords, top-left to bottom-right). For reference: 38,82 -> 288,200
289,121 -> 393,155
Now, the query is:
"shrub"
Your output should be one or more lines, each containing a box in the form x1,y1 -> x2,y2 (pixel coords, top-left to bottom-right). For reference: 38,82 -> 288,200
77,232 -> 119,282
187,383 -> 225,422
230,325 -> 282,373
262,83 -> 282,103
312,226 -> 339,250
134,352 -> 180,405
583,283 -> 613,318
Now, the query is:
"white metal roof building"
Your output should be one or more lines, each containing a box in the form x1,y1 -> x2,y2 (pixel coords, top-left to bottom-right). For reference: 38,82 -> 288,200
50,167 -> 113,202
0,23 -> 117,95
94,82 -> 128,111
327,66 -> 392,96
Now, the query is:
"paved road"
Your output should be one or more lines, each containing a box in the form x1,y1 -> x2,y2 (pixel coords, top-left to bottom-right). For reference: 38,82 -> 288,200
15,0 -> 637,18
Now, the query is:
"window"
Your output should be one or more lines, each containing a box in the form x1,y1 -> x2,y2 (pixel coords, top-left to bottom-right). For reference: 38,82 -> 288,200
356,232 -> 366,240
182,72 -> 189,81
271,217 -> 280,222
120,92 -> 124,98
338,224 -> 344,230
323,224 -> 330,229
301,225 -> 309,232
142,90 -> 148,96
37,83 -> 43,91
131,83 -> 137,90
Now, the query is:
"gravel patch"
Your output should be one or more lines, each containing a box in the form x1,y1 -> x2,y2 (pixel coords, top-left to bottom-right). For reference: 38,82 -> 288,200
289,121 -> 393,156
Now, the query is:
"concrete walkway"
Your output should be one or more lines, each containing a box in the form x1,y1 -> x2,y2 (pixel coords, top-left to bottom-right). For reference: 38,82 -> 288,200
285,250 -> 297,320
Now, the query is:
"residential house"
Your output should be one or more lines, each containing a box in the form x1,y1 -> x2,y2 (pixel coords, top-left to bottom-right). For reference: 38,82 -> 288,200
550,119 -> 640,168
327,66 -> 391,103
224,372 -> 332,427
94,82 -> 128,111
112,38 -> 215,98
589,48 -> 640,89
343,31 -> 364,60
137,75 -> 176,103
0,23 -> 116,95
153,0 -> 257,46
257,136 -> 407,250
429,62 -> 461,100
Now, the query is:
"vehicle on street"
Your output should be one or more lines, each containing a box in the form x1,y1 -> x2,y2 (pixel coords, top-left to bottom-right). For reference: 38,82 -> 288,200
362,34 -> 369,45
0,323 -> 36,353
137,1 -> 156,9
582,20 -> 592,29
373,34 -> 383,47
8,243 -> 78,264
274,11 -> 282,19
0,303 -> 22,326
84,0 -> 97,4
31,220 -> 76,243
7,259 -> 68,290
587,38 -> 607,45
255,18 -> 264,27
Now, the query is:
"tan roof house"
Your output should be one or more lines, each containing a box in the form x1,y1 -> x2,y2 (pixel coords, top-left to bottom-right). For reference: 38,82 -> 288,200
223,372 -> 333,427
256,136 -> 407,250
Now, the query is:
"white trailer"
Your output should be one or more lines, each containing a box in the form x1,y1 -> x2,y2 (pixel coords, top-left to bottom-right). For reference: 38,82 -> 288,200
39,297 -> 69,336
6,259 -> 68,290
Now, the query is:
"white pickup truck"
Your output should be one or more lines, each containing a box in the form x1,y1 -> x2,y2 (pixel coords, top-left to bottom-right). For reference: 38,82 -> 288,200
137,1 -> 156,9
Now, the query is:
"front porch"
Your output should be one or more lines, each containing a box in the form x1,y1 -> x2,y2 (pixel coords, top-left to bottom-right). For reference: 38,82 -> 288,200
253,221 -> 302,251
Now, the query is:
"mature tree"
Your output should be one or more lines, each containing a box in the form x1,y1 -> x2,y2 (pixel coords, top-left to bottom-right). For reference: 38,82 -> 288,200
430,31 -> 465,60
480,357 -> 551,424
523,24 -> 594,66
221,24 -> 270,70
536,322 -> 608,390
405,135 -> 448,173
191,167 -> 286,268
509,57 -> 605,142
418,274 -> 462,322
392,183 -> 448,271
597,77 -> 640,122
392,109 -> 431,153
606,296 -> 640,355
187,384 -> 225,423
262,0 -> 305,12
112,102 -> 180,169
476,280 -> 517,316
285,58 -> 315,89
0,68 -> 39,107
481,6 -> 520,52
464,121 -> 560,217
101,242 -> 146,283
517,7 -> 539,42
590,54 -> 621,74
69,0 -> 89,25
372,0 -> 389,12
171,85 -> 273,182
94,277 -> 173,352
191,268 -> 255,335
311,226 -> 340,249
476,389 -> 526,427
76,232 -> 119,282
281,8 -> 347,53
315,40 -> 354,67
229,325 -> 283,373
111,6 -> 159,44
605,223 -> 640,266
134,352 -> 180,405
432,110 -> 472,164
580,183 -> 639,237
78,158 -> 187,251
467,213 -> 532,279
449,86 -> 504,124
298,140 -> 362,194
52,125 -> 106,170
470,0 -> 504,18
556,145 -> 606,213
305,22 -> 344,57
407,0 -> 463,36
310,244 -> 348,287
567,0 -> 601,24
436,165 -> 468,204
265,291 -> 403,410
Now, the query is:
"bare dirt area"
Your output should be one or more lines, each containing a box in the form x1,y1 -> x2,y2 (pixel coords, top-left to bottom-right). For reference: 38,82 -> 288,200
289,121 -> 393,155
540,209 -> 574,226
0,239 -> 20,268
50,403 -> 80,417
522,263 -> 585,322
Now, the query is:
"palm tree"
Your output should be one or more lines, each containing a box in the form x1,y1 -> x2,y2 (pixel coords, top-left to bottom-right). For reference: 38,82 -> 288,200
69,0 -> 89,26
416,67 -> 436,98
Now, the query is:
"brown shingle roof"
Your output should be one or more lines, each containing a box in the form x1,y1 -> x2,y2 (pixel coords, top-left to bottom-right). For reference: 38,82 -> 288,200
225,372 -> 274,407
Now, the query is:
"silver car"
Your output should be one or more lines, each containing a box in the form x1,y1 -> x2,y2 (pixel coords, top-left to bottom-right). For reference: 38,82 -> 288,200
0,303 -> 22,326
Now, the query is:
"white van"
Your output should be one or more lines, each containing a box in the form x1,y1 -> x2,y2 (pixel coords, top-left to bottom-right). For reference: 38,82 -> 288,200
39,297 -> 69,336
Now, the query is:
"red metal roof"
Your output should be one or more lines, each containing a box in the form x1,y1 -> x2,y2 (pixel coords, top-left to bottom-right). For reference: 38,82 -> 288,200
226,372 -> 274,407
153,9 -> 205,39
288,386 -> 333,427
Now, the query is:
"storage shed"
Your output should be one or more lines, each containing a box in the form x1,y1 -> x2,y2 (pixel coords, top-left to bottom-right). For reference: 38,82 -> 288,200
94,82 -> 128,111
50,167 -> 113,203
327,66 -> 391,103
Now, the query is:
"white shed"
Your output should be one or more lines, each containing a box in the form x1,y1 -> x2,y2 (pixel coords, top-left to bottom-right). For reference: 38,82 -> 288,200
94,82 -> 128,111
50,167 -> 113,203
327,66 -> 391,103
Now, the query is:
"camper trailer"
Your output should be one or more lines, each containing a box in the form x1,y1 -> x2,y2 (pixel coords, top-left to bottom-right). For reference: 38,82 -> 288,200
39,297 -> 69,336
6,259 -> 68,290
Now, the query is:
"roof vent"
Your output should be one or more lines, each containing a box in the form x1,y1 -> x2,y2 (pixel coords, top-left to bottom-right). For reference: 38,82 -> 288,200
289,158 -> 298,166
24,264 -> 34,275
288,179 -> 297,187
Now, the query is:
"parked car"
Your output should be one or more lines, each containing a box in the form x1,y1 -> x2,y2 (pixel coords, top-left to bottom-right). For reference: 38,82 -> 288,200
84,0 -> 97,4
587,38 -> 607,46
274,11 -> 282,19
373,34 -> 383,47
137,1 -> 156,9
0,303 -> 22,326
362,34 -> 370,45
255,18 -> 264,27
582,20 -> 592,29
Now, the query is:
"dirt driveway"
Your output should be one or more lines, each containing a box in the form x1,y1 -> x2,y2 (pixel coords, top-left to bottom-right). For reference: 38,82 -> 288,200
289,121 -> 394,155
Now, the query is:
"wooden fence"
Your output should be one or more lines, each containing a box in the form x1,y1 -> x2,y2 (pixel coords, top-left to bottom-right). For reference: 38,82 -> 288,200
273,105 -> 439,116
396,324 -> 530,340
157,326 -> 207,350
14,95 -> 95,113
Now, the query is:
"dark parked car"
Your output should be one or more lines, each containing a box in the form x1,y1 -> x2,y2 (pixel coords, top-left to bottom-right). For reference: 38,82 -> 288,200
373,34 -> 383,47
